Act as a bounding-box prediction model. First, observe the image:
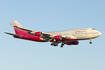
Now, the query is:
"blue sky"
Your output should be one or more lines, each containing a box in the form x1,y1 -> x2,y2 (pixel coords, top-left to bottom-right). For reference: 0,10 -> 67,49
0,0 -> 105,70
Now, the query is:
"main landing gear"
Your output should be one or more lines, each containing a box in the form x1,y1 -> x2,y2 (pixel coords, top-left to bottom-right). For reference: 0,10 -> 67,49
60,43 -> 64,48
89,38 -> 92,44
51,42 -> 64,48
51,42 -> 58,46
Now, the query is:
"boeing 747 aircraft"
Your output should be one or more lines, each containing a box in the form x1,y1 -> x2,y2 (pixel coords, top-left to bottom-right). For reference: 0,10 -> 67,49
5,21 -> 102,47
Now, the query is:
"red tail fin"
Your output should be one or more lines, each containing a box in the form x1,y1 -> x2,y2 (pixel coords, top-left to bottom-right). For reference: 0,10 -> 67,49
12,21 -> 26,35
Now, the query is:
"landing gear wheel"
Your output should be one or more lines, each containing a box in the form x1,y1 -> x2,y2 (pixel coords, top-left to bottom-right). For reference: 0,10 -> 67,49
90,42 -> 92,44
60,43 -> 64,48
54,44 -> 58,46
54,45 -> 56,46
61,45 -> 63,48
51,42 -> 58,47
51,43 -> 54,46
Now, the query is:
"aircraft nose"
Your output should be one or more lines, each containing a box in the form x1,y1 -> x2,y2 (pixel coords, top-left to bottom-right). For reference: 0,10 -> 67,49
93,30 -> 102,37
99,32 -> 102,36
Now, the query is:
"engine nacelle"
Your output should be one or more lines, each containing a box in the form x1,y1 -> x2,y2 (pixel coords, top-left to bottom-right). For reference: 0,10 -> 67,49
54,35 -> 62,40
66,41 -> 79,45
34,32 -> 42,36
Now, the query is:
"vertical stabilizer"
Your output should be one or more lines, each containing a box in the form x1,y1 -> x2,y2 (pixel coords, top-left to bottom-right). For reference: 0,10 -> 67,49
12,21 -> 24,28
12,21 -> 26,35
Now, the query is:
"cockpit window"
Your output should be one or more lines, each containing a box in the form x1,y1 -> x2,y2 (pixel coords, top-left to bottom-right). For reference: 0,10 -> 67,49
92,28 -> 95,30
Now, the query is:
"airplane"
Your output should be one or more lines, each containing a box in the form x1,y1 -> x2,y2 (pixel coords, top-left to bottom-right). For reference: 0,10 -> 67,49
5,21 -> 102,47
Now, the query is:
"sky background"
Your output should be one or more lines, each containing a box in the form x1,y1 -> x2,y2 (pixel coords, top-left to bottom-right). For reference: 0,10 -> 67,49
0,0 -> 105,70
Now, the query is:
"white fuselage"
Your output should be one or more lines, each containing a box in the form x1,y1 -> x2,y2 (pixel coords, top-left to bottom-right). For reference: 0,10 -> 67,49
48,28 -> 102,40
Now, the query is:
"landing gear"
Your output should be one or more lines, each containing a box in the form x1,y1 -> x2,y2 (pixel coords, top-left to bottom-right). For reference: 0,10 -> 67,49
51,42 -> 58,46
54,44 -> 58,46
51,42 -> 65,47
89,38 -> 92,44
60,43 -> 64,48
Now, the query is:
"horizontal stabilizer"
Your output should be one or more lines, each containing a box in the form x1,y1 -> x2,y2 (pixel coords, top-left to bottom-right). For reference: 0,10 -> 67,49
5,32 -> 23,37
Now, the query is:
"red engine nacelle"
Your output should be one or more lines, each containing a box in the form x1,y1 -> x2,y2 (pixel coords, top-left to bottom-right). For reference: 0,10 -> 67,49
66,41 -> 79,45
54,35 -> 62,40
34,32 -> 42,36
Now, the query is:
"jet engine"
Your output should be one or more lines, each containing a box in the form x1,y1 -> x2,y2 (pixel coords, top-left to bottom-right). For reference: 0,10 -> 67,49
34,32 -> 42,36
54,35 -> 62,40
66,41 -> 79,45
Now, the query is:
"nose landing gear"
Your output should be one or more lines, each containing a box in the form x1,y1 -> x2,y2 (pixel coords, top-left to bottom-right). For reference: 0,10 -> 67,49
89,38 -> 92,44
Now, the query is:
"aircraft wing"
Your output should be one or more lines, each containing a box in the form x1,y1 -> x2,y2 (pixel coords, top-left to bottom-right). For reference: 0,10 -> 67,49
9,23 -> 73,42
10,23 -> 53,39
